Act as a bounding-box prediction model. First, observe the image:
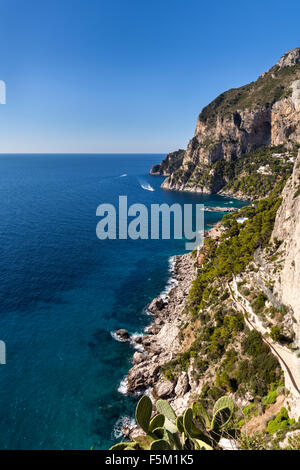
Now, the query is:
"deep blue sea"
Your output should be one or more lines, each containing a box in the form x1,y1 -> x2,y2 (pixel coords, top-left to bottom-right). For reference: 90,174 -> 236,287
0,154 -> 247,449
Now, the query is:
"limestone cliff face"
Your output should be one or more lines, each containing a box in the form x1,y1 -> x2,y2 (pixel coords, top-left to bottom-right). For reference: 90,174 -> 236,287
150,149 -> 185,176
152,48 -> 300,194
272,149 -> 300,343
272,80 -> 300,145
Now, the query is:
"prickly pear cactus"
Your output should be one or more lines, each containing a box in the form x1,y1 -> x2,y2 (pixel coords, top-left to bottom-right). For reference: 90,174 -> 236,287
150,439 -> 171,450
149,413 -> 165,432
211,396 -> 234,430
135,395 -> 153,433
109,394 -> 235,451
156,399 -> 176,421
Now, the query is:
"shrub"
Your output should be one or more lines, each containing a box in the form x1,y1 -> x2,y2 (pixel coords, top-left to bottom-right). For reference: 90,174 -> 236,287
239,330 -> 282,396
270,326 -> 282,342
164,370 -> 174,382
252,292 -> 267,314
266,408 -> 295,435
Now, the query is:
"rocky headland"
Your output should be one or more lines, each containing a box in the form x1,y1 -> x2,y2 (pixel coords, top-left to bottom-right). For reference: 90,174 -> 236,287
114,48 -> 300,449
151,48 -> 300,200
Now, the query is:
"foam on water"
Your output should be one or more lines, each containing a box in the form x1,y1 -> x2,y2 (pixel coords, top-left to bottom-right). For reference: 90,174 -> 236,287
130,333 -> 144,352
110,331 -> 128,343
113,415 -> 136,439
118,377 -> 129,395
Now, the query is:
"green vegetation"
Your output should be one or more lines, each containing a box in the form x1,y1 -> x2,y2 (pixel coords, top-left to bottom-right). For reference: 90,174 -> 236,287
166,143 -> 297,202
220,145 -> 296,198
238,432 -> 267,450
110,394 -> 235,450
252,292 -> 268,314
160,194 -> 283,399
285,433 -> 300,450
238,330 -> 281,396
262,382 -> 284,406
199,63 -> 300,127
163,369 -> 174,381
242,403 -> 259,421
189,196 -> 281,312
270,326 -> 282,342
266,407 -> 295,435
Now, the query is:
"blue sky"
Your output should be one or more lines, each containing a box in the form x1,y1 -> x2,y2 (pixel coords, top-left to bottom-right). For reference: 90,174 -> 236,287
0,0 -> 299,153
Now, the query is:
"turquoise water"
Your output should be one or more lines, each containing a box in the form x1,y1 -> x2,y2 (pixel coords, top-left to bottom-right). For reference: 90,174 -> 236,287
0,154 -> 247,449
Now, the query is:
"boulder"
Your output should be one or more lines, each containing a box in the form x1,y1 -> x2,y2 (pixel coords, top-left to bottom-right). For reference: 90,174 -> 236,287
142,336 -> 152,348
155,380 -> 175,398
115,329 -> 129,341
174,372 -> 189,397
127,363 -> 160,392
132,352 -> 146,365
148,297 -> 166,313
134,335 -> 143,344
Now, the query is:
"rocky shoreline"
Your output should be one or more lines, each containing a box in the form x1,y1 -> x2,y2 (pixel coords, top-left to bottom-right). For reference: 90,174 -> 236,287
117,254 -> 196,413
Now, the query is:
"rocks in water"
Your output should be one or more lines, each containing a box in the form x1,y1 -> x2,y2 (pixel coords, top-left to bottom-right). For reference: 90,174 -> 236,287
122,426 -> 131,438
148,297 -> 166,313
142,336 -> 151,348
133,335 -> 143,344
174,372 -> 190,397
155,379 -> 175,398
125,253 -> 196,405
115,329 -> 130,341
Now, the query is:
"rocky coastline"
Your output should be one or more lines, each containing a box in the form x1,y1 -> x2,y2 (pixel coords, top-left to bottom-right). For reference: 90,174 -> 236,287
118,254 -> 196,411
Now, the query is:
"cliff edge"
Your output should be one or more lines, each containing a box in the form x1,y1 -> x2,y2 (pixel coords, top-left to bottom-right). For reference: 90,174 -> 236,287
151,48 -> 300,197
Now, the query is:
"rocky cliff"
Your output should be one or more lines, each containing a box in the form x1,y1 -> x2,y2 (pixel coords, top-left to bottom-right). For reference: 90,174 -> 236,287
120,154 -> 300,445
272,149 -> 300,343
115,50 -> 300,449
151,48 -> 300,196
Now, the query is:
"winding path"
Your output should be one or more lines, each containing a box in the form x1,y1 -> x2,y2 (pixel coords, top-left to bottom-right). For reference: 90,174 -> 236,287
228,280 -> 300,398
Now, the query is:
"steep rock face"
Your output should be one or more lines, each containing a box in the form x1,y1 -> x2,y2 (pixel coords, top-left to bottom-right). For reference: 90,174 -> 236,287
154,48 -> 300,193
272,150 -> 300,343
150,149 -> 184,175
276,48 -> 300,69
272,80 -> 300,145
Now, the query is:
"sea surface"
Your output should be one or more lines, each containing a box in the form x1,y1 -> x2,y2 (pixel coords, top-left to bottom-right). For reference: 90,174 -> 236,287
0,154 -> 247,449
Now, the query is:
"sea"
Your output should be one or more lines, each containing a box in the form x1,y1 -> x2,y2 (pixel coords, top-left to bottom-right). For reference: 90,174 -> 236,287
0,153 -> 247,449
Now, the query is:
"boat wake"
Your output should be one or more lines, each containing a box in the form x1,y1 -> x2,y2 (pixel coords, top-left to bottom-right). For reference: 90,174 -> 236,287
141,183 -> 155,191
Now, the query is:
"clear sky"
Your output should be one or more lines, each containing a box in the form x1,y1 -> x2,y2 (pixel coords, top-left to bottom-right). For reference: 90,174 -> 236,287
0,0 -> 299,153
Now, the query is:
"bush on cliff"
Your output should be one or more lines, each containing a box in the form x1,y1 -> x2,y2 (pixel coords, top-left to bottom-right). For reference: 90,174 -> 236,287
189,196 -> 281,314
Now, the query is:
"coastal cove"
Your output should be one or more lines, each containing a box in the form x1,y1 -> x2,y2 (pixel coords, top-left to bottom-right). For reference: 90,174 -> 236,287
0,154 -> 247,450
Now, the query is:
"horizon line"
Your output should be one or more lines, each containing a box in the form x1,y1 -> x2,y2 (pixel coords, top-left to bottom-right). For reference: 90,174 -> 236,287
0,152 -> 168,155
